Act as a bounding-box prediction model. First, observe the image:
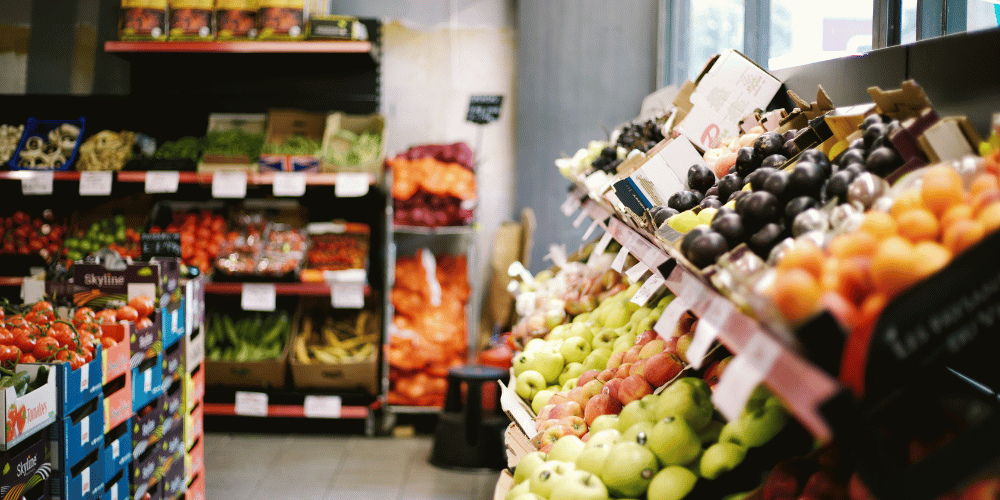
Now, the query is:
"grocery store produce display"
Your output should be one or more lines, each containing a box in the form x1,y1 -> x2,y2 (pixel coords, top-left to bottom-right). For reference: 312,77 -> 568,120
206,311 -> 289,362
389,143 -> 476,227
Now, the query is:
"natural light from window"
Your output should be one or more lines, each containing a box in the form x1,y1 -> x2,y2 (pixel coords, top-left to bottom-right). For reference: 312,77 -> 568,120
769,0 -> 873,70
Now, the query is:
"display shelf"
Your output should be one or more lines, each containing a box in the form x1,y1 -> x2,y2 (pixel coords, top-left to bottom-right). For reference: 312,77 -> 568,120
393,224 -> 475,235
203,402 -> 369,419
386,405 -> 442,414
0,170 -> 377,186
0,277 -> 24,286
0,171 -> 82,181
104,40 -> 373,54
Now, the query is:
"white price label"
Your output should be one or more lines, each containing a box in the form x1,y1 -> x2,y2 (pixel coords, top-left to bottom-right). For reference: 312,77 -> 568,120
20,279 -> 44,303
272,171 -> 307,197
144,369 -> 152,393
145,171 -> 179,193
241,283 -> 276,311
331,281 -> 365,309
587,231 -> 614,265
212,171 -> 247,198
80,364 -> 89,392
560,193 -> 582,216
21,171 -> 53,195
712,333 -> 782,421
581,218 -> 601,241
611,247 -> 630,273
654,294 -> 692,338
572,210 -> 588,228
172,308 -> 179,334
335,172 -> 370,197
688,298 -> 733,369
110,482 -> 118,500
80,415 -> 90,446
625,261 -> 649,283
234,391 -> 268,417
112,439 -> 120,459
79,171 -> 113,196
630,273 -> 665,307
303,395 -> 342,418
81,466 -> 90,494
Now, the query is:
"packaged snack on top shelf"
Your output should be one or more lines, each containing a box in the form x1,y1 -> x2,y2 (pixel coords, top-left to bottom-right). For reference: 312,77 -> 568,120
216,0 -> 258,39
119,0 -> 168,41
168,0 -> 213,40
256,0 -> 305,40
307,14 -> 368,40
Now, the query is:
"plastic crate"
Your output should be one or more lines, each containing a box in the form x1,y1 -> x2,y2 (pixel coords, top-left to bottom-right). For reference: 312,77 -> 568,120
8,117 -> 86,171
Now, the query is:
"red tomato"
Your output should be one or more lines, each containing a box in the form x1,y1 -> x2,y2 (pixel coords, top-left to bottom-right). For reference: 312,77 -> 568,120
55,350 -> 72,363
0,328 -> 11,345
135,317 -> 153,331
4,315 -> 24,329
23,312 -> 37,324
96,309 -> 117,324
73,307 -> 95,323
100,337 -> 117,349
33,337 -> 59,359
116,306 -> 139,323
0,345 -> 12,364
30,301 -> 52,313
69,352 -> 85,370
128,296 -> 154,319
19,353 -> 36,363
0,309 -> 5,323
50,323 -> 74,348
81,349 -> 93,363
13,329 -> 35,353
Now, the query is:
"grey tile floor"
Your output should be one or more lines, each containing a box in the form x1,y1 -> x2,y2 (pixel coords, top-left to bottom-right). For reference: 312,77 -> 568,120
204,432 -> 501,500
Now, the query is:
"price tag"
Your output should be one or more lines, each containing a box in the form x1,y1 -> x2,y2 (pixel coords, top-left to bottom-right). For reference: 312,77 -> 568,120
625,261 -> 649,283
145,171 -> 179,193
688,298 -> 734,369
80,364 -> 89,392
112,439 -> 120,459
303,395 -> 342,418
20,279 -> 44,303
21,171 -> 53,195
654,294 -> 692,338
561,194 -> 582,216
241,283 -> 276,311
712,333 -> 782,421
630,273 -> 665,306
588,231 -> 615,265
331,281 -> 365,309
234,391 -> 268,417
572,210 -> 588,228
212,171 -> 247,199
81,467 -> 90,495
79,171 -> 113,196
581,218 -> 601,241
272,171 -> 307,197
335,172 -> 370,197
612,247 -> 630,273
143,370 -> 152,393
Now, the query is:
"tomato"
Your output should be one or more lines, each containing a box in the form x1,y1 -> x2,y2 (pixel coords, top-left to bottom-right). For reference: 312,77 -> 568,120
0,346 -> 13,364
69,352 -> 85,370
100,337 -> 117,349
79,332 -> 97,349
4,315 -> 24,330
31,301 -> 53,313
13,330 -> 35,353
73,307 -> 95,325
19,353 -> 35,363
128,296 -> 155,319
55,350 -> 72,363
6,346 -> 20,364
96,309 -> 117,324
0,328 -> 11,345
0,309 -> 5,323
81,349 -> 93,363
135,317 -> 153,331
116,305 -> 139,323
33,337 -> 59,360
23,311 -> 37,324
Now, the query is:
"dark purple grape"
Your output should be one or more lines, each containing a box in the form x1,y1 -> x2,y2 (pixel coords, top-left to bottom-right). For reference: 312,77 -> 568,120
761,154 -> 788,170
718,173 -> 743,203
735,147 -> 758,177
687,163 -> 717,193
686,231 -> 729,268
710,212 -> 746,248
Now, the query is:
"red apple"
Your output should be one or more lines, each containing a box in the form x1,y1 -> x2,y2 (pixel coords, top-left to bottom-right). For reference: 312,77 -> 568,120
536,418 -> 562,433
615,363 -> 633,379
763,461 -> 801,500
643,352 -> 684,388
549,401 -> 583,420
547,392 -> 570,407
578,369 -> 600,387
617,374 -> 653,405
959,478 -> 1000,500
638,339 -> 667,360
580,379 -> 604,400
630,358 -> 648,379
601,379 -> 623,399
703,356 -> 732,389
559,416 -> 588,437
536,404 -> 556,422
566,387 -> 590,408
539,443 -> 553,454
634,330 -> 657,346
606,351 -> 626,371
584,393 -> 623,425
847,472 -> 877,500
581,432 -> 590,443
623,345 -> 643,364
530,424 -> 572,448
597,369 -> 616,383
675,332 -> 694,363
802,471 -> 846,500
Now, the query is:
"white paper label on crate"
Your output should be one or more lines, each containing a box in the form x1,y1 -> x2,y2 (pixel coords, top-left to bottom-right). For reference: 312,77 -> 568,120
688,298 -> 734,369
611,247 -> 630,273
654,293 -> 692,339
80,415 -> 90,446
331,281 -> 365,309
241,283 -> 276,311
145,171 -> 179,193
212,171 -> 247,199
303,395 -> 342,418
235,391 -> 268,417
172,308 -> 179,334
144,369 -> 152,393
79,171 -> 113,196
630,273 -> 665,307
587,231 -> 614,265
335,172 -> 370,197
572,209 -> 588,228
561,193 -> 582,216
712,333 -> 782,422
272,171 -> 307,197
112,439 -> 120,459
110,483 -> 118,500
581,218 -> 601,241
20,279 -> 44,303
21,171 -> 53,195
81,466 -> 90,495
80,364 -> 89,392
499,380 -> 536,436
625,261 -> 649,283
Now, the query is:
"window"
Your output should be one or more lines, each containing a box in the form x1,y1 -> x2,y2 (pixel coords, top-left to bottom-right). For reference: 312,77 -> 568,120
967,0 -> 1000,32
768,0 -> 873,70
688,0 -> 744,81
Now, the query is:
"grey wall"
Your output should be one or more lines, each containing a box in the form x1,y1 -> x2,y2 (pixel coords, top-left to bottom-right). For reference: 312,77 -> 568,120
515,0 -> 659,272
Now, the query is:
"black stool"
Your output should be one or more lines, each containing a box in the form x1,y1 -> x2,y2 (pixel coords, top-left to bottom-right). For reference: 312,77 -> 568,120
429,364 -> 509,471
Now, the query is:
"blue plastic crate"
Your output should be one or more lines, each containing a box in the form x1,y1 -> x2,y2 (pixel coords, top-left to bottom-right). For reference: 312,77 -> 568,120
7,117 -> 86,171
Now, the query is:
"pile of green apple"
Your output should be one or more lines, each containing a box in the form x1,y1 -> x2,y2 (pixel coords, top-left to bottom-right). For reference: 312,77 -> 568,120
507,383 -> 789,500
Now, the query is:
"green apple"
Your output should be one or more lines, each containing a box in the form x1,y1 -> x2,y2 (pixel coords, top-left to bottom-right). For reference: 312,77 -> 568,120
524,350 -> 564,384
604,307 -> 631,329
648,416 -> 701,467
721,492 -> 754,500
624,281 -> 642,297
548,435 -> 586,462
599,442 -> 659,498
591,329 -> 618,352
699,442 -> 746,480
654,379 -> 713,431
575,442 -> 612,475
558,362 -> 586,385
622,421 -> 655,447
635,317 -> 657,334
646,466 -> 697,500
514,451 -> 548,484
629,307 -> 653,324
582,348 -> 611,372
562,378 -> 578,392
560,338 -> 592,364
568,322 -> 596,343
573,312 -> 591,324
656,294 -> 675,308
516,370 -> 547,401
585,428 -> 621,449
641,393 -> 660,406
547,324 -> 572,341
617,399 -> 655,433
697,421 -> 724,444
675,376 -> 711,395
612,333 -> 637,353
587,415 -> 620,435
512,352 -> 531,376
550,469 -> 609,500
504,480 -> 531,500
532,389 -> 557,414
721,403 -> 787,448
524,338 -> 547,353
511,493 -> 544,500
529,461 -> 576,498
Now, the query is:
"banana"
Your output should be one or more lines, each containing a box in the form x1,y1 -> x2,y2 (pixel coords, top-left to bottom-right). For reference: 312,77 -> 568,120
295,336 -> 311,364
353,343 -> 375,361
311,348 -> 341,364
339,334 -> 378,350
323,326 -> 343,348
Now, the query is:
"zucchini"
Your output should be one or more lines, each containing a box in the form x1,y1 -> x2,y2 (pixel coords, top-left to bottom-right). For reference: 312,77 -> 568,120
223,315 -> 239,346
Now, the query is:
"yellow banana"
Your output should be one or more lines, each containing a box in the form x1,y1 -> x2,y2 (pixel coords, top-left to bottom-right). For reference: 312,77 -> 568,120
295,336 -> 311,364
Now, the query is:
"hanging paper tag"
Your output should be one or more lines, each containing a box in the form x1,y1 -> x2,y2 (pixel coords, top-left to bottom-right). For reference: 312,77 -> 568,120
588,231 -> 615,265
561,193 -> 582,216
212,171 -> 247,198
241,283 -> 276,311
272,171 -> 307,197
654,293 -> 692,338
79,171 -> 113,196
712,333 -> 782,421
21,279 -> 44,303
145,171 -> 179,193
625,261 -> 649,283
304,395 -> 342,418
21,171 -> 53,195
234,391 -> 268,417
581,218 -> 601,241
688,298 -> 733,369
546,244 -> 568,268
572,210 -> 588,228
611,247 -> 630,272
335,172 -> 370,197
630,273 -> 665,306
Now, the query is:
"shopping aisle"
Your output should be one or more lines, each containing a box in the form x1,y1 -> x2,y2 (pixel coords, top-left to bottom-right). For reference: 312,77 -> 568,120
204,432 -> 500,500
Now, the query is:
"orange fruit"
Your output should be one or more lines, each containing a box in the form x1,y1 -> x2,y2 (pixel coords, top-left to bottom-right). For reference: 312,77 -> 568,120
871,236 -> 922,298
939,203 -> 973,232
828,231 -> 878,260
777,240 -> 824,280
890,189 -> 925,218
921,165 -> 965,216
913,241 -> 952,278
834,256 -> 875,307
772,268 -> 822,324
979,201 -> 1000,234
942,219 -> 985,255
971,173 -> 1000,198
895,208 -> 940,243
859,211 -> 898,239
971,189 -> 1000,217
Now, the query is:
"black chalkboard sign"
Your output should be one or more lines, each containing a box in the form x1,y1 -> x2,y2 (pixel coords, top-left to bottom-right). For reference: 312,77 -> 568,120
141,233 -> 182,260
466,95 -> 503,124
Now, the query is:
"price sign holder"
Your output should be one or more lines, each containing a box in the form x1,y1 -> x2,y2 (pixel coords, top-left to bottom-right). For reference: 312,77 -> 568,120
234,391 -> 268,417
21,171 -> 53,195
145,171 -> 179,193
272,171 -> 307,197
212,171 -> 248,198
79,171 -> 113,196
241,283 -> 276,311
303,395 -> 342,418
335,172 -> 370,197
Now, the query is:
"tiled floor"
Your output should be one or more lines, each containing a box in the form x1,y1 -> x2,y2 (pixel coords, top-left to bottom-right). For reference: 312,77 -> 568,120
205,432 -> 501,500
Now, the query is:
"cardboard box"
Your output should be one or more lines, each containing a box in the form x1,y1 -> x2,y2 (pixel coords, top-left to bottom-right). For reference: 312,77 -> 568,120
1,364 -> 57,450
119,0 -> 168,41
0,428 -> 50,500
103,419 -> 131,484
504,422 -> 534,469
102,469 -> 128,500
185,472 -> 204,500
161,340 -> 184,392
673,50 -> 783,151
33,347 -> 104,419
130,310 -> 163,369
288,300 -> 378,394
160,452 -> 185,500
161,303 -> 183,350
183,365 -> 204,416
52,447 -> 104,500
620,137 -> 706,215
153,257 -> 182,306
167,0 -> 213,41
51,395 -> 105,469
101,324 -> 131,385
131,398 -> 163,462
129,446 -> 158,500
918,116 -> 983,163
184,436 -> 203,482
183,404 -> 202,451
492,470 -> 514,500
198,114 -> 266,172
132,355 -> 164,412
185,327 -> 204,374
103,372 -> 132,434
319,113 -> 386,177
182,277 -> 205,340
162,381 -> 182,423
258,109 -> 325,172
216,0 -> 257,40
257,0 -> 305,39
159,416 -> 184,466
205,341 -> 288,389
71,263 -> 163,312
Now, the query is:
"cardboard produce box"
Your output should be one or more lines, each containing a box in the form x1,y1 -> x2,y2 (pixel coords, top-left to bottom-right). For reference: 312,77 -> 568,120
51,446 -> 104,500
289,299 -> 378,394
51,395 -> 105,470
204,343 -> 289,390
103,371 -> 132,434
258,109 -> 325,172
132,355 -> 164,412
198,113 -> 266,173
0,428 -> 50,500
319,113 -> 386,178
185,472 -> 205,500
102,469 -> 128,500
1,364 -> 57,451
103,419 -> 131,485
